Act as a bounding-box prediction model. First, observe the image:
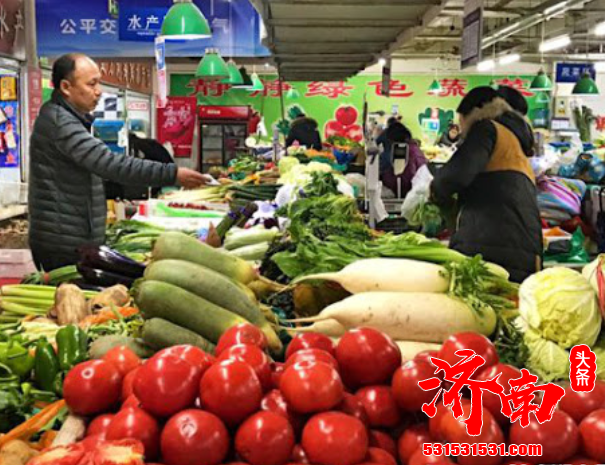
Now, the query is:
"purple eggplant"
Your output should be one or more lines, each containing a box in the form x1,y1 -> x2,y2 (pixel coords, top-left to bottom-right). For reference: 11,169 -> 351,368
77,245 -> 145,278
76,263 -> 135,288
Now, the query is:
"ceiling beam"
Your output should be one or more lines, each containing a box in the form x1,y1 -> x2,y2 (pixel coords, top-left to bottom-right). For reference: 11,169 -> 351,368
268,18 -> 418,27
268,0 -> 441,5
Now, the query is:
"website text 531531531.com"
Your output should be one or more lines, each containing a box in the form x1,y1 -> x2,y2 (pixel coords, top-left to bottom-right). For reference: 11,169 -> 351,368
423,443 -> 542,457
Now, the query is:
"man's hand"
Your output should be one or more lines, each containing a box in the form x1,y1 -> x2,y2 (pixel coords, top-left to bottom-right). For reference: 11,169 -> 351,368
176,168 -> 209,189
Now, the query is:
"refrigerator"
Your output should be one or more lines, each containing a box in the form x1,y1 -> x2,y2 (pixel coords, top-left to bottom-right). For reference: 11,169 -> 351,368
198,105 -> 252,173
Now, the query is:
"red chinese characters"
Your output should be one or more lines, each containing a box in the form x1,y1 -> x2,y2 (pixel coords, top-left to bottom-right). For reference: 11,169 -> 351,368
368,79 -> 413,98
438,79 -> 468,97
419,349 -> 565,436
494,78 -> 534,97
569,344 -> 597,393
186,79 -> 232,98
250,79 -> 292,98
306,81 -> 354,99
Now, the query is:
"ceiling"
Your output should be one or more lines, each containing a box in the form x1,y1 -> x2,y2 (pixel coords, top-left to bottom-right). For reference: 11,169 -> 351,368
250,0 -> 605,80
248,0 -> 449,81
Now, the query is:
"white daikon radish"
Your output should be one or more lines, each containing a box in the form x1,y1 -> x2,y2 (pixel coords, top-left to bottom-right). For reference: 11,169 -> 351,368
394,341 -> 442,362
288,319 -> 347,338
288,292 -> 496,343
293,258 -> 449,294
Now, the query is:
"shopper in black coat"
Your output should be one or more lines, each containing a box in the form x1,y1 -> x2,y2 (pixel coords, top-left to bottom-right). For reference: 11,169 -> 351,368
286,114 -> 323,151
431,87 -> 542,283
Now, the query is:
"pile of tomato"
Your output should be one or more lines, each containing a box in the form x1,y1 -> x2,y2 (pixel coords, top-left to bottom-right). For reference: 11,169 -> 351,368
28,325 -> 605,465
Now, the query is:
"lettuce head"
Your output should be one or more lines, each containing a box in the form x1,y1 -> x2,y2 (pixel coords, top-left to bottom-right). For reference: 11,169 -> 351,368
524,329 -> 570,382
519,267 -> 601,348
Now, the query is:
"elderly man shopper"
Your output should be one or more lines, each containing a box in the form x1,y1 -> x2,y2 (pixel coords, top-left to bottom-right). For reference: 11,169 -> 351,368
28,53 -> 207,271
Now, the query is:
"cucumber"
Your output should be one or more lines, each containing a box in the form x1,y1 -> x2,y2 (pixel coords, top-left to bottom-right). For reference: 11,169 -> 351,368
134,280 -> 249,343
152,232 -> 257,284
143,318 -> 216,354
144,260 -> 282,353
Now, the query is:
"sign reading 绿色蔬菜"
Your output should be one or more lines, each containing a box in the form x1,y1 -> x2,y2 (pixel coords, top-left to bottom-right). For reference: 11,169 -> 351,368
169,73 -> 547,143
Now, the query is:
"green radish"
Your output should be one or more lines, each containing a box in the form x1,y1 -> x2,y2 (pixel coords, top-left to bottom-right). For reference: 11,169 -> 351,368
143,318 -> 216,354
293,258 -> 449,294
134,280 -> 249,343
144,259 -> 282,353
152,232 -> 257,284
288,292 -> 497,343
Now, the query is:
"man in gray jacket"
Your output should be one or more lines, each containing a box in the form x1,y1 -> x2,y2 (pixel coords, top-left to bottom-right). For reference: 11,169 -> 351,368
28,53 -> 206,270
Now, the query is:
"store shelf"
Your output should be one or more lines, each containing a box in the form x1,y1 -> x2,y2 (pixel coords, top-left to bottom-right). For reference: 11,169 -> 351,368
0,205 -> 26,222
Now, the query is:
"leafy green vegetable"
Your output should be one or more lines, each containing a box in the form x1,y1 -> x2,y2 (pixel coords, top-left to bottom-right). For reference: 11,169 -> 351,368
303,171 -> 340,198
524,329 -> 570,382
493,310 -> 530,369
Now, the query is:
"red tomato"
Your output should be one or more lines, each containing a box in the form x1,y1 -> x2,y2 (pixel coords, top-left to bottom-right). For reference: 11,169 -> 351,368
560,382 -> 605,424
80,434 -> 105,453
261,389 -> 306,436
439,332 -> 499,370
335,106 -> 358,126
284,348 -> 339,371
235,411 -> 296,465
215,324 -> 268,355
510,410 -> 579,463
155,345 -> 215,375
428,402 -> 450,440
355,386 -> 402,428
280,361 -> 344,414
200,359 -> 263,427
161,410 -> 229,465
409,449 -> 454,465
271,362 -> 285,390
337,392 -> 370,427
579,409 -> 605,461
335,328 -> 401,388
474,363 -> 521,425
134,354 -> 201,417
286,333 -> 335,359
63,360 -> 122,415
366,448 -> 397,465
102,345 -> 141,377
414,350 -> 440,364
106,407 -> 160,460
217,343 -> 272,391
369,430 -> 397,460
86,414 -> 114,439
27,443 -> 87,465
302,412 -> 368,465
121,394 -> 141,410
121,367 -> 140,401
392,360 -> 440,412
290,444 -> 309,464
398,424 -> 433,464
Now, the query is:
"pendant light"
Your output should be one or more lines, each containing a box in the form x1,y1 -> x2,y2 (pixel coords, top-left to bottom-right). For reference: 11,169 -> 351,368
196,48 -> 229,80
428,58 -> 443,95
531,23 -> 553,91
573,20 -> 599,95
221,1 -> 244,85
536,91 -> 551,104
249,68 -> 264,92
232,67 -> 254,89
286,87 -> 300,99
161,0 -> 211,39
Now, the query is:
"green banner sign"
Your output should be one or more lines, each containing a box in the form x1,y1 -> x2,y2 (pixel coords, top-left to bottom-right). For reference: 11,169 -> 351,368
169,73 -> 548,144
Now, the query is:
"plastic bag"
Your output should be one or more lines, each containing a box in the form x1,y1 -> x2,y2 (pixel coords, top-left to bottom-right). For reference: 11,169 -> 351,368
544,227 -> 590,264
401,165 -> 433,221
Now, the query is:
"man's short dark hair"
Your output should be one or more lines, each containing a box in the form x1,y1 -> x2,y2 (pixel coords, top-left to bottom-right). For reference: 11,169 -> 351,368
52,53 -> 86,90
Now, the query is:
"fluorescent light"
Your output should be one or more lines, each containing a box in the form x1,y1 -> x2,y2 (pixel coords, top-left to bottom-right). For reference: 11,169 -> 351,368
378,58 -> 387,66
595,61 -> 605,72
544,1 -> 568,15
595,21 -> 605,36
539,34 -> 571,52
499,53 -> 521,65
477,59 -> 496,71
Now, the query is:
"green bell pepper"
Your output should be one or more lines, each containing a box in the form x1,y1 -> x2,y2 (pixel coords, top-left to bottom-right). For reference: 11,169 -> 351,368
34,337 -> 60,393
0,341 -> 35,379
56,325 -> 88,371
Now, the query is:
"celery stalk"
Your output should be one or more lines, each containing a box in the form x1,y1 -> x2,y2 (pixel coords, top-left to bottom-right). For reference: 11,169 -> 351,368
0,301 -> 47,316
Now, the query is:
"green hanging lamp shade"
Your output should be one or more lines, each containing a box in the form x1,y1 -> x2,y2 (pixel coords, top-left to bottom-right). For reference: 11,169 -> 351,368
286,87 -> 300,99
249,73 -> 264,92
196,49 -> 229,80
428,79 -> 442,95
161,0 -> 211,39
489,79 -> 498,89
536,91 -> 551,104
573,72 -> 599,95
223,61 -> 244,85
530,70 -> 553,91
232,67 -> 254,89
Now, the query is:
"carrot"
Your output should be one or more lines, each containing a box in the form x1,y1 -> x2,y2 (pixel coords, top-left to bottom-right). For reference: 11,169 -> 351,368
0,400 -> 66,447
78,307 -> 139,327
33,430 -> 58,451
